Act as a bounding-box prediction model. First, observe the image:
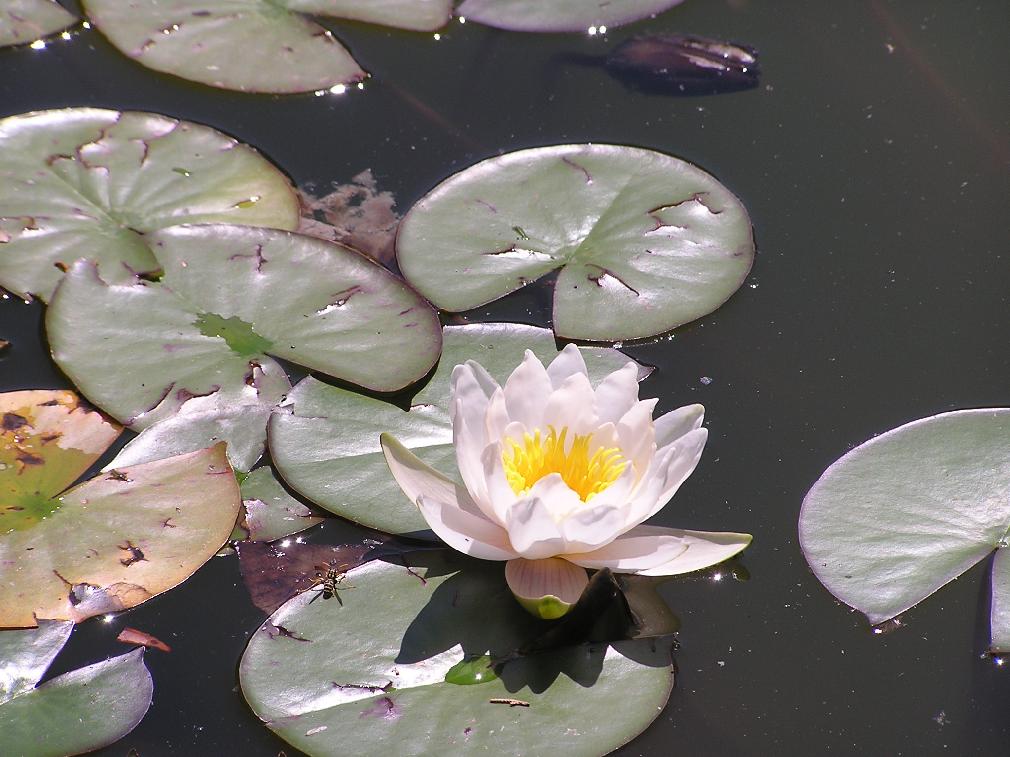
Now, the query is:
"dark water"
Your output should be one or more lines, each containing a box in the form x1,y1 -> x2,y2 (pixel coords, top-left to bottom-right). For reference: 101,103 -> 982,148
2,1 -> 1009,754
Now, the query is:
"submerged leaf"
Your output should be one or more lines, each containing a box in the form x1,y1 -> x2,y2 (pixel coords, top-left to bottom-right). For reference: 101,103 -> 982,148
0,108 -> 299,301
298,170 -> 400,269
240,552 -> 674,756
396,144 -> 754,341
81,0 -> 452,93
458,0 -> 686,33
236,539 -> 377,615
0,0 -> 76,48
798,408 -> 1010,652
270,323 -> 649,535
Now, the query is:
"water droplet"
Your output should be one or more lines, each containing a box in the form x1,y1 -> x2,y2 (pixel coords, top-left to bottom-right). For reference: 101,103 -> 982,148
700,376 -> 713,385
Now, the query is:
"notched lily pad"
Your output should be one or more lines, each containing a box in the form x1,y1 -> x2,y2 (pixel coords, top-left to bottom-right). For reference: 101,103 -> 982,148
269,322 -> 649,535
81,0 -> 452,93
231,466 -> 325,543
240,552 -> 674,756
458,0 -> 686,33
0,108 -> 299,301
0,622 -> 153,756
798,408 -> 1010,652
48,224 -> 441,469
0,408 -> 241,627
396,144 -> 754,341
0,0 -> 76,48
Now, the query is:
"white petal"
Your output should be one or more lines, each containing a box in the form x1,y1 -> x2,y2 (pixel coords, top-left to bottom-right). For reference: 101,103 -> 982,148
542,372 -> 598,435
502,350 -> 551,429
449,362 -> 497,437
566,525 -> 750,575
453,360 -> 500,402
546,343 -> 588,388
484,387 -> 511,443
616,398 -> 658,474
480,441 -> 520,525
451,399 -> 495,522
505,557 -> 588,605
654,404 -> 705,447
635,427 -> 708,522
558,500 -> 629,553
524,472 -> 586,520
504,492 -> 568,560
594,362 -> 641,425
380,434 -> 516,560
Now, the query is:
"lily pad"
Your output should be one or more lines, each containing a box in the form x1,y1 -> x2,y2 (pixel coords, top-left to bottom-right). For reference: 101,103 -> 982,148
47,224 -> 441,446
798,408 -> 1010,652
0,108 -> 299,302
0,622 -> 153,756
1,390 -> 121,527
106,359 -> 290,473
269,322 -> 648,535
0,0 -> 76,48
395,144 -> 754,341
458,0 -> 686,33
81,0 -> 452,93
0,392 -> 241,626
240,552 -> 674,756
231,466 -> 325,543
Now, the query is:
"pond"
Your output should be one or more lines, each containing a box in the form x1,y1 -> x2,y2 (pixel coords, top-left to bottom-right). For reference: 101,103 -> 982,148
1,0 -> 1008,754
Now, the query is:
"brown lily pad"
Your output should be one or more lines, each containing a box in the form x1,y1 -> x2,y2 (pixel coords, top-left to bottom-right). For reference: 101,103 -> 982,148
0,390 -> 241,627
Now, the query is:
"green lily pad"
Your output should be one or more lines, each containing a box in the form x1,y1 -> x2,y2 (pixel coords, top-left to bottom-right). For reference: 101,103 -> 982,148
458,0 -> 685,33
0,108 -> 299,301
240,552 -> 674,756
0,0 -> 76,47
798,408 -> 1010,652
231,466 -> 325,543
269,323 -> 648,535
396,144 -> 754,341
47,224 -> 441,447
0,391 -> 241,627
106,359 -> 290,473
0,622 -> 152,756
81,0 -> 452,93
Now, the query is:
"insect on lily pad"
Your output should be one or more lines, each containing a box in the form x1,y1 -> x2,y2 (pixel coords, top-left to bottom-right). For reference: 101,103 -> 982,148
240,552 -> 675,756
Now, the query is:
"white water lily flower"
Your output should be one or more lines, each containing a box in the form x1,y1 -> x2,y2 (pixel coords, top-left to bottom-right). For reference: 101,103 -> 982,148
381,345 -> 751,618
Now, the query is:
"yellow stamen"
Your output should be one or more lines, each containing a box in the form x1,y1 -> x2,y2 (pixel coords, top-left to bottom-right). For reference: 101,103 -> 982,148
502,426 -> 627,501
